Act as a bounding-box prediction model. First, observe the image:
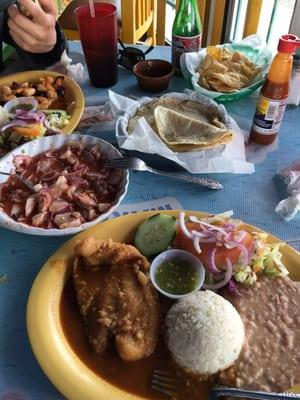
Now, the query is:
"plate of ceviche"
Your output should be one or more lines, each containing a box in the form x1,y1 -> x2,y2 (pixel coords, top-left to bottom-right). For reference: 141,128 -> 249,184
27,210 -> 300,400
0,70 -> 84,157
0,134 -> 128,236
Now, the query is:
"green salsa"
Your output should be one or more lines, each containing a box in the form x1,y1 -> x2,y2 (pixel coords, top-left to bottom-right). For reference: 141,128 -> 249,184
10,103 -> 34,113
155,259 -> 199,295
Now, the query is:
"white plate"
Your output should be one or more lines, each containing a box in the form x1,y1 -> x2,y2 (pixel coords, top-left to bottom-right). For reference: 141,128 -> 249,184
0,134 -> 129,236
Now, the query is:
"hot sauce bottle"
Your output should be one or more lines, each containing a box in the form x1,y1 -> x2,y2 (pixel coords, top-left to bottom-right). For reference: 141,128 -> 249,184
250,34 -> 300,145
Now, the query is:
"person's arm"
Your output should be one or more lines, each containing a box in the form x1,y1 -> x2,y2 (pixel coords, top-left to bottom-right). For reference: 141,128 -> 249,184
4,0 -> 68,69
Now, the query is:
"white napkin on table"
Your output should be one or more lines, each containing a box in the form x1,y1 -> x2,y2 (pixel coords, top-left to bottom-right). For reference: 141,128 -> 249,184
275,163 -> 300,221
47,50 -> 84,82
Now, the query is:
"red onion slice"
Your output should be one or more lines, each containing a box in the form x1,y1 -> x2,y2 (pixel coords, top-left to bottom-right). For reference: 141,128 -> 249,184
225,240 -> 249,265
228,279 -> 241,296
198,237 -> 217,243
189,216 -> 227,235
189,215 -> 205,224
235,230 -> 247,243
207,247 -> 221,274
223,232 -> 234,242
222,223 -> 236,231
224,241 -> 237,249
247,238 -> 256,261
190,229 -> 212,239
203,257 -> 233,290
192,235 -> 201,254
0,111 -> 46,133
15,110 -> 46,123
0,120 -> 28,131
178,212 -> 193,238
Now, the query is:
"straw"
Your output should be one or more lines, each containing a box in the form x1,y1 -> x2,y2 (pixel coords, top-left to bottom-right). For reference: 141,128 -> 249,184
89,0 -> 95,18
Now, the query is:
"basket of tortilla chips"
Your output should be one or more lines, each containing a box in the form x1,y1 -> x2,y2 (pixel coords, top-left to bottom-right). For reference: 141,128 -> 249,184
181,35 -> 272,103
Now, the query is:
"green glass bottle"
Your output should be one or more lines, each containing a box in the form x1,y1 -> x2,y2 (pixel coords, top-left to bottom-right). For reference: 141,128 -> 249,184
172,0 -> 202,74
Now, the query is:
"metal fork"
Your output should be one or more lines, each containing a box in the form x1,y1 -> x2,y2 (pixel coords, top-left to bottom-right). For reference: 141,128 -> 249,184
152,370 -> 300,399
0,171 -> 35,191
210,387 -> 300,399
104,157 -> 223,190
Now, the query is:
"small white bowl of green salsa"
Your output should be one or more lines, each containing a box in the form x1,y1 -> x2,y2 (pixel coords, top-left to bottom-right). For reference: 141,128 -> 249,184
150,249 -> 205,299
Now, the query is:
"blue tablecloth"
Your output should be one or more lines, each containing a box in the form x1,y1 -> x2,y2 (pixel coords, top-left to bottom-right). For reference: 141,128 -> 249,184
1,43 -> 300,399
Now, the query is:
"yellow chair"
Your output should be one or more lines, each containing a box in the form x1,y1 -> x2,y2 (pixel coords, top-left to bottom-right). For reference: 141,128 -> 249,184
60,0 -> 157,44
62,28 -> 80,40
204,0 -> 264,46
120,0 -> 157,45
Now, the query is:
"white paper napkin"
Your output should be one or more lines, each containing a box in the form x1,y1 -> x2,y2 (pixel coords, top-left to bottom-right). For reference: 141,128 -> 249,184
275,163 -> 300,221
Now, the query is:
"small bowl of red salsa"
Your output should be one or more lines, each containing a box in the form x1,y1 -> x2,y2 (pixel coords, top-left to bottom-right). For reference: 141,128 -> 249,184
133,60 -> 174,92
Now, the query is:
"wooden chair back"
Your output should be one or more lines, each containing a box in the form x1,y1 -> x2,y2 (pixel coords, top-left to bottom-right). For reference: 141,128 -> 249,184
59,0 -> 266,45
121,0 -> 157,45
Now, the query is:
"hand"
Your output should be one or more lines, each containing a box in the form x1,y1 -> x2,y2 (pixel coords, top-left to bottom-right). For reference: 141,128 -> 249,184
7,0 -> 57,54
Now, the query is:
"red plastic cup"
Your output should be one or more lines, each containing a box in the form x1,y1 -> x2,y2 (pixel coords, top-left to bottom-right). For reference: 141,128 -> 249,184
75,4 -> 118,88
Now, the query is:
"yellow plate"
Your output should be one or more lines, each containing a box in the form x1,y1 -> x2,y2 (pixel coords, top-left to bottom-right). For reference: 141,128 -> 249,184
0,70 -> 84,134
26,210 -> 300,400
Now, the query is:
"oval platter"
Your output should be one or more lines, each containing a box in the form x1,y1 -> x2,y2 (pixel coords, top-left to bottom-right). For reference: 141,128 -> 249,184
26,210 -> 300,400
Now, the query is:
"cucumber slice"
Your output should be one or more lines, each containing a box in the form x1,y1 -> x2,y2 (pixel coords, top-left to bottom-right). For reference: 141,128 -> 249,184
134,214 -> 177,257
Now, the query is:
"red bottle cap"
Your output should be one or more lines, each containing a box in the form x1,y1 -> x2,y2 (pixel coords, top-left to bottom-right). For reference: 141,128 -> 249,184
278,34 -> 300,53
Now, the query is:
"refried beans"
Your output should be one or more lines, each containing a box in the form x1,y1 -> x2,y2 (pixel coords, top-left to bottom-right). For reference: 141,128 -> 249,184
220,276 -> 300,392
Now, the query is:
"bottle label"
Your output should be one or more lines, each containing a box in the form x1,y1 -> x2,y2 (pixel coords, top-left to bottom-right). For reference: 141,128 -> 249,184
172,34 -> 202,70
252,95 -> 287,135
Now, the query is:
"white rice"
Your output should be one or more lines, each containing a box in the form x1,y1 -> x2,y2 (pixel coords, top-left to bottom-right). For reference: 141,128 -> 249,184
165,290 -> 245,375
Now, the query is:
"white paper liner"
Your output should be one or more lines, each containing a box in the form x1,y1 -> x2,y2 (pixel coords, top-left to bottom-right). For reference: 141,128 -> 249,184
0,134 -> 129,236
111,90 -> 254,174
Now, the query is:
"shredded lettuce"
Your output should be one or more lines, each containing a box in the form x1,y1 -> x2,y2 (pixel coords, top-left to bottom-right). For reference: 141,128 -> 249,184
232,232 -> 288,285
42,110 -> 70,130
234,265 -> 257,285
204,210 -> 234,224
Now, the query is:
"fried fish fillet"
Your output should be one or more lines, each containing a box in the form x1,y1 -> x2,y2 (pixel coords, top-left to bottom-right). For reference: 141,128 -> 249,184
73,237 -> 161,361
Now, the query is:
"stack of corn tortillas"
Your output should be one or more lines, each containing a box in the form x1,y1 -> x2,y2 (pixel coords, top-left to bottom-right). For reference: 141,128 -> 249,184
127,97 -> 233,152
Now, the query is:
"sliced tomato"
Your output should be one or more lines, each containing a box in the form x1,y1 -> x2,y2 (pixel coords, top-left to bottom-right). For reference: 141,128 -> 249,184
176,221 -> 254,269
13,123 -> 44,139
